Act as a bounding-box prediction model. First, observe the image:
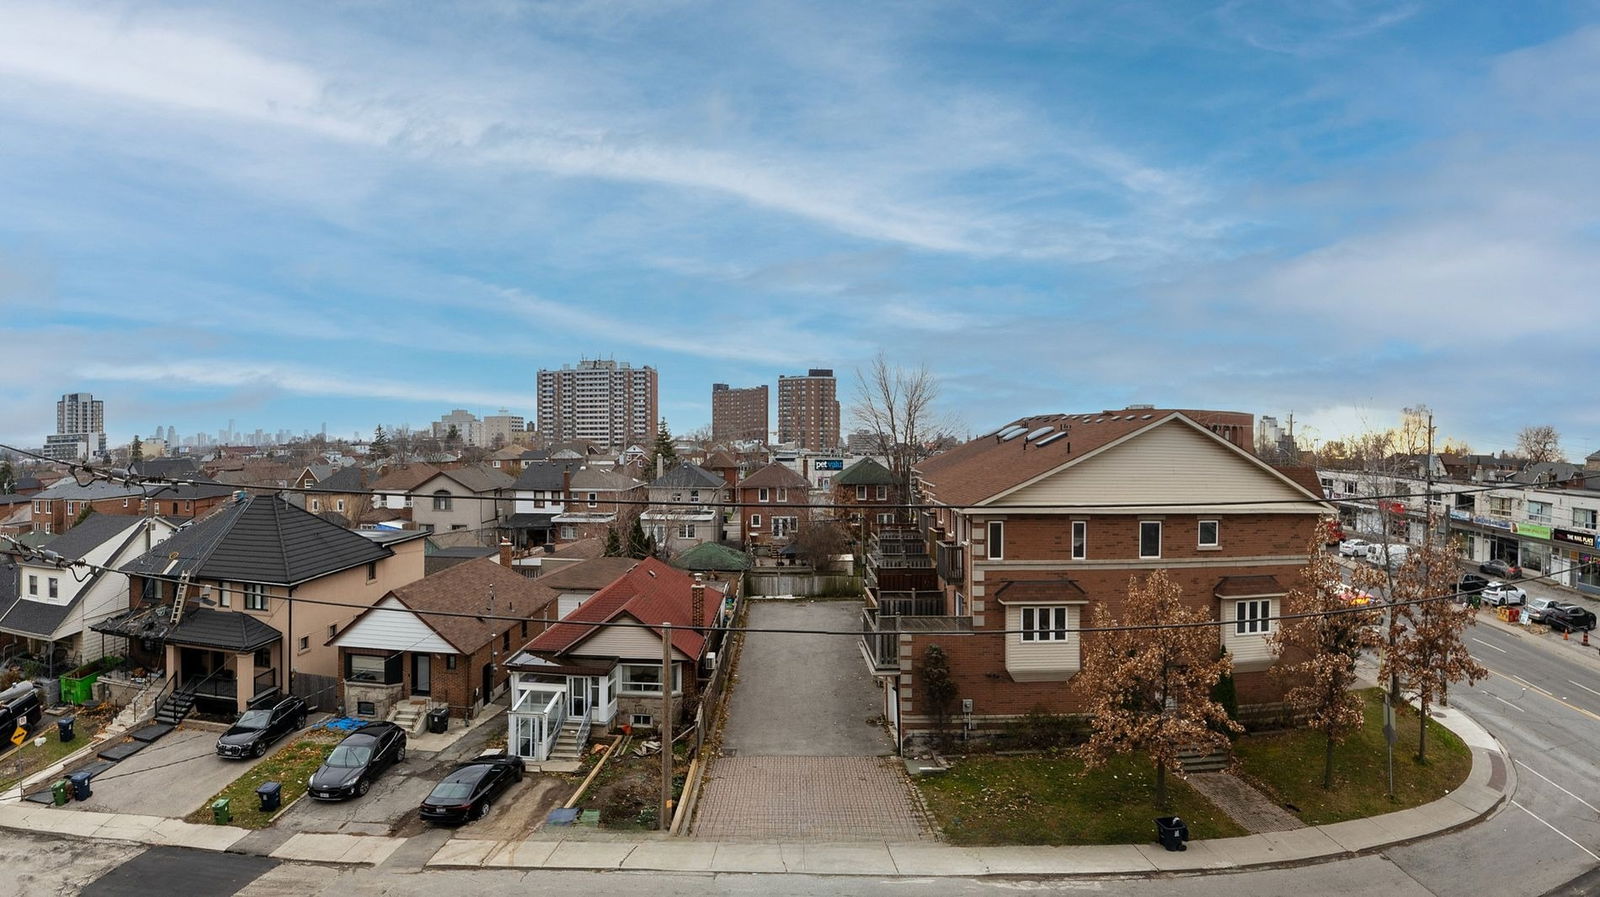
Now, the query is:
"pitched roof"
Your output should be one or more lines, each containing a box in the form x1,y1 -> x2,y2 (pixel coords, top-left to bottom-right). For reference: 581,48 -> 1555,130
648,462 -> 724,490
120,494 -> 394,586
374,557 -> 558,654
34,479 -> 143,501
431,465 -> 515,494
305,466 -> 365,493
833,457 -> 896,487
370,463 -> 442,492
672,542 -> 753,572
166,607 -> 282,651
537,557 -> 640,591
1271,465 -> 1327,497
130,457 -> 200,479
569,467 -> 642,491
513,460 -> 582,491
30,513 -> 145,561
525,557 -> 710,660
916,409 -> 1275,507
703,451 -> 738,470
1213,575 -> 1287,598
736,462 -> 810,490
551,537 -> 604,559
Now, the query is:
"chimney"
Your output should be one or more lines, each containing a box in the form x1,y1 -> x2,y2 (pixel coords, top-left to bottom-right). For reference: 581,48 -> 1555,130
498,538 -> 513,568
691,572 -> 706,631
561,467 -> 572,508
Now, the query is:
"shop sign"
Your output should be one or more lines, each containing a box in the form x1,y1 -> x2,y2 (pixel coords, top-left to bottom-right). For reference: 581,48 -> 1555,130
1473,515 -> 1513,531
1514,522 -> 1552,540
1554,528 -> 1600,548
1449,509 -> 1471,521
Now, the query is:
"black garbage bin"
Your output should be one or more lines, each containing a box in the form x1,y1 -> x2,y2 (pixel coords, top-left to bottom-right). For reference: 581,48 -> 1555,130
256,781 -> 281,813
57,716 -> 76,742
67,771 -> 92,801
427,707 -> 449,734
1156,816 -> 1189,852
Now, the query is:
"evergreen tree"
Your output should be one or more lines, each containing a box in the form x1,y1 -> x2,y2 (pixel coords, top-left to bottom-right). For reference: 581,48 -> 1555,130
626,517 -> 651,559
446,424 -> 460,446
129,436 -> 143,465
647,418 -> 676,474
371,426 -> 392,459
603,527 -> 622,557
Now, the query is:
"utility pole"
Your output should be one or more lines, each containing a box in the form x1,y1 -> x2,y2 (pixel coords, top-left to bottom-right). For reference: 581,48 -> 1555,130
660,621 -> 673,831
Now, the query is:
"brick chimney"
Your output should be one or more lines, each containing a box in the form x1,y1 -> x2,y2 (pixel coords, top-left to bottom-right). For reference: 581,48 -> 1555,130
561,467 -> 572,508
691,572 -> 706,631
498,538 -> 513,568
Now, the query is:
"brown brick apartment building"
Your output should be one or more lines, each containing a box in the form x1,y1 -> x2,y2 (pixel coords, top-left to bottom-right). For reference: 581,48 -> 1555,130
711,383 -> 769,443
861,408 -> 1329,748
777,369 -> 839,451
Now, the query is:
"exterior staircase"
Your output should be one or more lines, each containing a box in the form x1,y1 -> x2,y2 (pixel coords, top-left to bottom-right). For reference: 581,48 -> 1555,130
1178,744 -> 1231,774
390,701 -> 428,735
153,689 -> 197,727
549,720 -> 588,762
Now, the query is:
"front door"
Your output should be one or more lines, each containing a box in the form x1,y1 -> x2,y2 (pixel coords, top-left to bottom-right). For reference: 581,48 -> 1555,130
567,676 -> 589,718
411,653 -> 431,695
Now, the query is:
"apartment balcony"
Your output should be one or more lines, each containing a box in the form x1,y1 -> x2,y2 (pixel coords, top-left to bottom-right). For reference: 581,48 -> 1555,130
859,604 -> 971,675
935,540 -> 964,586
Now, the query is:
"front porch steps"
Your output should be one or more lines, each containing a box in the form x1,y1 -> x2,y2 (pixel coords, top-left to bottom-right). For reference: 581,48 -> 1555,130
153,690 -> 196,727
549,720 -> 588,762
1178,744 -> 1231,774
390,700 -> 429,736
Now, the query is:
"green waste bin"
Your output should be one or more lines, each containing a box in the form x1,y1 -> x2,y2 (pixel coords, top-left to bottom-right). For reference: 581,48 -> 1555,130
50,779 -> 70,806
211,797 -> 231,825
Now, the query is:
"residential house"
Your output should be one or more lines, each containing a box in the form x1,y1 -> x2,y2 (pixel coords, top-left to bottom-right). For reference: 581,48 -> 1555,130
95,494 -> 428,714
0,515 -> 179,672
505,461 -> 583,548
300,465 -> 371,524
831,457 -> 900,537
331,557 -> 559,723
508,536 -> 604,579
369,462 -> 441,516
640,461 -> 729,555
734,462 -> 812,546
504,558 -> 723,763
864,409 -> 1328,748
411,465 -> 515,540
30,480 -> 143,535
535,557 -> 641,619
702,450 -> 741,487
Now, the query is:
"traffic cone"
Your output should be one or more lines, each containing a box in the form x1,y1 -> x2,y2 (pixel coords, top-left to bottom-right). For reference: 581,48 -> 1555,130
1564,628 -> 1570,641
1583,631 -> 1590,647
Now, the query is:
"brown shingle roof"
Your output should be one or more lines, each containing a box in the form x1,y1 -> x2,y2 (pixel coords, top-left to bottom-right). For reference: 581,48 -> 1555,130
371,463 -> 442,492
736,462 -> 810,490
551,537 -> 604,559
1212,575 -> 1286,598
915,410 -> 1256,507
379,557 -> 558,654
538,557 -> 640,591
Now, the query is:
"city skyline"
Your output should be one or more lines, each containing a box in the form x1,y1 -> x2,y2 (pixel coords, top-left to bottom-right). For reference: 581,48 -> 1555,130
1,4 -> 1597,457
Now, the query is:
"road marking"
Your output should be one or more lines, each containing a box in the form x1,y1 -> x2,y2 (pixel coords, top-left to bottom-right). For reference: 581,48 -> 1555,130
1488,694 -> 1525,713
1482,664 -> 1600,725
1472,638 -> 1508,654
1516,760 -> 1600,815
1568,679 -> 1600,699
1512,799 -> 1600,863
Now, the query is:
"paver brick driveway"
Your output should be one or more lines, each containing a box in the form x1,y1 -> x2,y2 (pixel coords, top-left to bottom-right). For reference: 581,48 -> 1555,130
693,599 -> 934,842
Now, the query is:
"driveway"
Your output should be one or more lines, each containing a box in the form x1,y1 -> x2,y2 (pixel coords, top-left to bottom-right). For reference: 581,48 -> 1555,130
65,728 -> 284,818
693,599 -> 933,842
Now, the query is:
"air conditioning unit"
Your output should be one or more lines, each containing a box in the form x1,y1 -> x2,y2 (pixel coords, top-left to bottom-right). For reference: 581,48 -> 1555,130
703,651 -> 718,672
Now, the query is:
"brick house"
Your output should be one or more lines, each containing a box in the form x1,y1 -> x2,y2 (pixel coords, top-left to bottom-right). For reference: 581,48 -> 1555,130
734,462 -> 812,547
864,408 -> 1329,748
503,558 -> 722,763
330,557 -> 559,723
30,478 -> 235,535
831,457 -> 900,537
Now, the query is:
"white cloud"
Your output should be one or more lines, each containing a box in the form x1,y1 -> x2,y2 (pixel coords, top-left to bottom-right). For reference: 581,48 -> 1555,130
81,360 -> 528,409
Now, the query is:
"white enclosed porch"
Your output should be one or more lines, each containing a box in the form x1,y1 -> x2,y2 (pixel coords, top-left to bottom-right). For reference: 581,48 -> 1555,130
505,656 -> 619,765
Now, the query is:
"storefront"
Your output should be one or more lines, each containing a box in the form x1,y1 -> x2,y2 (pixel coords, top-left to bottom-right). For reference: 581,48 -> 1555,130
1515,522 -> 1552,574
1554,528 -> 1600,595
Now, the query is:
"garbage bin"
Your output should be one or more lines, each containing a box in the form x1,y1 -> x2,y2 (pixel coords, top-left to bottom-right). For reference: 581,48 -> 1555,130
57,716 -> 76,742
211,797 -> 231,825
256,781 -> 281,813
67,771 -> 92,801
50,779 -> 70,806
1507,607 -> 1521,624
427,707 -> 449,734
1155,816 -> 1189,852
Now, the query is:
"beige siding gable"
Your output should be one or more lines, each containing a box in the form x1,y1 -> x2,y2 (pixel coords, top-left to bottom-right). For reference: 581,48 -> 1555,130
1000,419 -> 1324,513
332,596 -> 458,654
571,614 -> 690,663
1221,597 -> 1280,672
1003,603 -> 1081,682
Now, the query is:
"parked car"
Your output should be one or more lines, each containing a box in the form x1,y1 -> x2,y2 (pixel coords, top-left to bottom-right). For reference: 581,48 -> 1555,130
419,753 -> 525,824
1479,559 -> 1521,579
1366,543 -> 1409,568
1525,597 -> 1564,623
1481,582 -> 1527,607
0,681 -> 43,740
1544,604 -> 1598,633
308,722 -> 407,800
1339,539 -> 1371,558
216,696 -> 308,759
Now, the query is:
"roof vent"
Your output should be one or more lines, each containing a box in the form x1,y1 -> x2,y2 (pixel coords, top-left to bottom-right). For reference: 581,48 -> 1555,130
1036,432 -> 1069,448
1025,427 -> 1055,442
1125,404 -> 1155,410
1000,429 -> 1026,442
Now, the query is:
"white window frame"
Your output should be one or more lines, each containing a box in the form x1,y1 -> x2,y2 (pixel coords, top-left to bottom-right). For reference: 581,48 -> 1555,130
243,582 -> 268,611
1019,606 -> 1069,642
758,488 -> 769,503
1198,520 -> 1219,548
587,492 -> 598,508
877,512 -> 895,524
619,663 -> 681,695
856,485 -> 868,501
26,575 -> 36,596
1577,508 -> 1599,529
311,498 -> 321,512
1235,599 -> 1272,635
47,577 -> 58,599
777,488 -> 788,502
875,485 -> 888,500
1139,521 -> 1162,559
336,499 -> 346,512
986,520 -> 1004,560
749,514 -> 762,530
1071,520 -> 1086,560
432,490 -> 452,511
677,523 -> 696,539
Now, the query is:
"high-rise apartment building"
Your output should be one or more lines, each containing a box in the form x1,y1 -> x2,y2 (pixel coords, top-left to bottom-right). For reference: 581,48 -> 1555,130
44,392 -> 107,460
537,359 -> 659,449
481,410 -> 527,448
711,383 -> 769,443
777,369 -> 840,451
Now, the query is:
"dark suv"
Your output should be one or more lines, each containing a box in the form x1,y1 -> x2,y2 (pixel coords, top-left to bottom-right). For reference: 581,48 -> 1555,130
1457,574 -> 1491,601
216,696 -> 308,759
1543,604 -> 1597,633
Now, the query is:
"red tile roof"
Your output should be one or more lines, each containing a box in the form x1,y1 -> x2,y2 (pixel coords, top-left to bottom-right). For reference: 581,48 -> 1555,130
524,556 -> 715,660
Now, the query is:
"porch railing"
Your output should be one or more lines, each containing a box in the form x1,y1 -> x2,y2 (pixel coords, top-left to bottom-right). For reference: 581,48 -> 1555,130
860,608 -> 899,673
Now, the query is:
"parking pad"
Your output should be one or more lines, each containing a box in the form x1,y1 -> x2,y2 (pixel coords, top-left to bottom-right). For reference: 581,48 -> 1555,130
97,741 -> 148,762
129,724 -> 174,743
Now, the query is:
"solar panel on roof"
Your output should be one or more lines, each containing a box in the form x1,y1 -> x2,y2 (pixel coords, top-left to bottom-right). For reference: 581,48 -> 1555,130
1025,426 -> 1054,441
1036,431 -> 1069,447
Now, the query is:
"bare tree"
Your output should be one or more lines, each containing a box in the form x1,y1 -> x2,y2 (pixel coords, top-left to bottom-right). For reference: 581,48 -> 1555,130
790,518 -> 849,572
1380,532 -> 1487,761
850,352 -> 949,518
1516,425 -> 1564,465
1077,570 -> 1240,808
1271,523 -> 1384,789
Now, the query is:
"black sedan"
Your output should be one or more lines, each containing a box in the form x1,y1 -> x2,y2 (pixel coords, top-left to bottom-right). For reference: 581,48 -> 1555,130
1543,604 -> 1598,633
1479,559 -> 1522,579
308,722 -> 407,800
216,696 -> 308,759
419,754 -> 525,824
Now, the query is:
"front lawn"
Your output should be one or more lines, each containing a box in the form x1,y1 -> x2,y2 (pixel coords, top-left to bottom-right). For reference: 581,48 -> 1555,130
1233,689 -> 1471,825
917,753 -> 1248,846
184,729 -> 341,829
0,712 -> 108,792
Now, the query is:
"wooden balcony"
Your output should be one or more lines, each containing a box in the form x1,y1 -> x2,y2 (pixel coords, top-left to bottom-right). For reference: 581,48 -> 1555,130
935,540 -> 964,585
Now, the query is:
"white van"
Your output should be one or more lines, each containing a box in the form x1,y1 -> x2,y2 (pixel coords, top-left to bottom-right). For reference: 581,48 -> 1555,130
1365,543 -> 1410,569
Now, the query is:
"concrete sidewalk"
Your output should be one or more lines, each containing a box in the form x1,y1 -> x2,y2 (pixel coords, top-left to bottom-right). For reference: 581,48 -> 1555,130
0,701 -> 1513,877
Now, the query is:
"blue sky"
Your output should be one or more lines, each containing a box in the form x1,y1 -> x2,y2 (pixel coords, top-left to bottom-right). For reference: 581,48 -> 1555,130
2,1 -> 1597,456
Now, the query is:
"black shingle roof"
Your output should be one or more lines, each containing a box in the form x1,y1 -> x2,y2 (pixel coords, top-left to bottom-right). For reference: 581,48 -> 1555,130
648,462 -> 725,490
513,461 -> 582,491
120,495 -> 393,586
166,607 -> 282,651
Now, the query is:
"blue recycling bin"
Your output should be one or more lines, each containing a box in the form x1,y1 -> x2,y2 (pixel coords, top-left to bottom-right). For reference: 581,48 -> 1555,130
57,716 -> 76,742
67,771 -> 92,801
